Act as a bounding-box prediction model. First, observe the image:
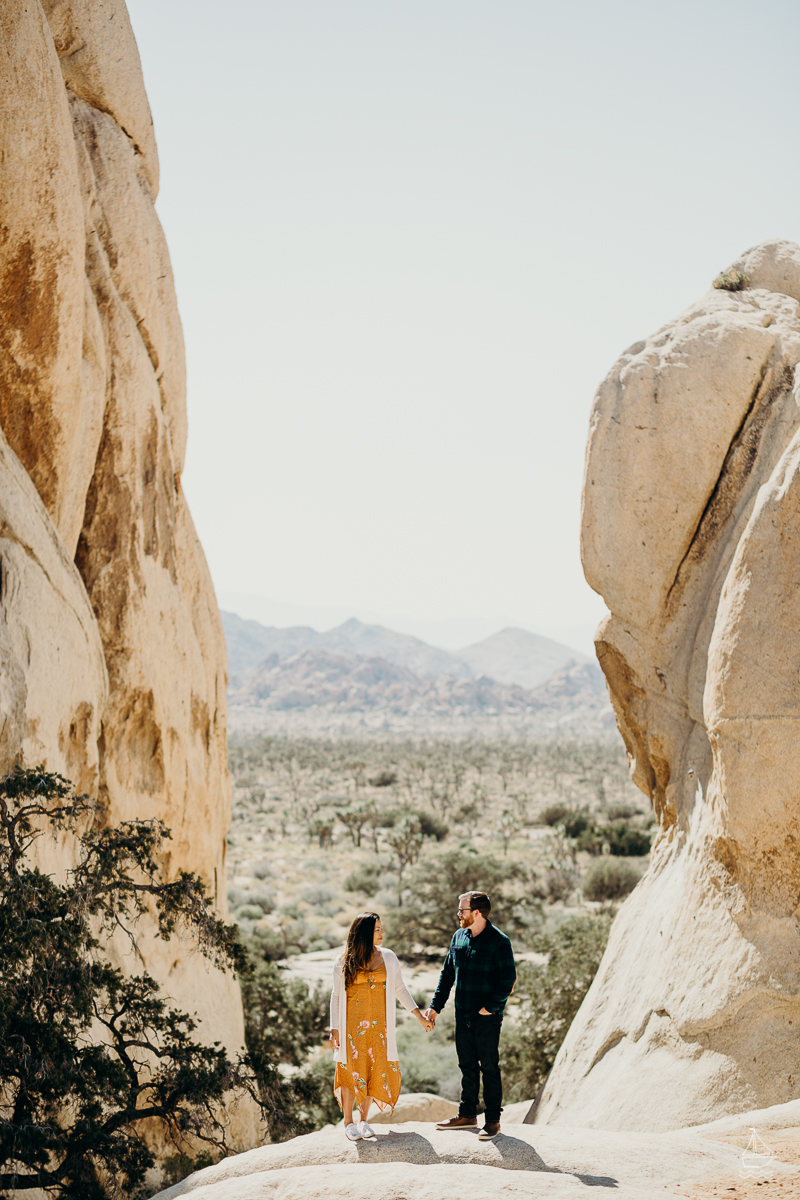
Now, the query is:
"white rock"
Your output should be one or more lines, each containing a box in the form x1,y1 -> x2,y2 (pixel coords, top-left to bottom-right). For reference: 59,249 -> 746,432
147,1118 -> 769,1200
539,240 -> 800,1131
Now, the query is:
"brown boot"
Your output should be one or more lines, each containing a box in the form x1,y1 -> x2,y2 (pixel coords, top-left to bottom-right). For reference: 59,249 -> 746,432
435,1115 -> 477,1130
478,1121 -> 501,1140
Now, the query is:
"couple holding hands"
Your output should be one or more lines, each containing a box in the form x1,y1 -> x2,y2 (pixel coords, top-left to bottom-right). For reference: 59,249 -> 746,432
329,891 -> 516,1142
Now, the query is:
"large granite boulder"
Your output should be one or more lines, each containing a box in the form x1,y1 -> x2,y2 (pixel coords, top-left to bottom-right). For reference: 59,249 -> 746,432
535,239 -> 800,1130
0,0 -> 254,1150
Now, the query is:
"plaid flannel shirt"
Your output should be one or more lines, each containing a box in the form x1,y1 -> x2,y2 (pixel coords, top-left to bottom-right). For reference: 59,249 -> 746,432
430,921 -> 516,1018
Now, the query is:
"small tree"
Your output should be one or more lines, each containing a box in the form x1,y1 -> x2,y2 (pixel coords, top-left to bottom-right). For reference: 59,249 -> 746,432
582,856 -> 641,901
335,803 -> 372,848
240,959 -> 330,1141
0,767 -> 273,1199
385,815 -> 423,906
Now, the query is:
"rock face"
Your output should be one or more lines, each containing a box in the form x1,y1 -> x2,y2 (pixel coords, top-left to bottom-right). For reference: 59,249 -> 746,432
536,239 -> 800,1131
0,0 -> 253,1146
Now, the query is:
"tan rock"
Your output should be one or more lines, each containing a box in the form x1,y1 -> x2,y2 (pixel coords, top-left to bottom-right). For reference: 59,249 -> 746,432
0,425 -> 107,795
41,0 -> 159,195
0,0 -> 93,555
0,0 -> 256,1157
537,240 -> 800,1130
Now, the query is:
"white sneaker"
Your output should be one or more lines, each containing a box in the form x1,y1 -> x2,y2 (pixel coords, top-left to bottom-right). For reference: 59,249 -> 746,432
345,1122 -> 362,1141
358,1120 -> 376,1138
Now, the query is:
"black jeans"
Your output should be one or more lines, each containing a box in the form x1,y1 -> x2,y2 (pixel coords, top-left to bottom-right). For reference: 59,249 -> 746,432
455,1013 -> 503,1122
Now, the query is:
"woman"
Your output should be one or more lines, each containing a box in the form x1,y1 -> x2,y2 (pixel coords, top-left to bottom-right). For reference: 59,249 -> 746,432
330,911 -> 433,1140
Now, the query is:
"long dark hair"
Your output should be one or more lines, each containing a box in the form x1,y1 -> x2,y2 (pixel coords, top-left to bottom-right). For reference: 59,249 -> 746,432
342,912 -> 380,989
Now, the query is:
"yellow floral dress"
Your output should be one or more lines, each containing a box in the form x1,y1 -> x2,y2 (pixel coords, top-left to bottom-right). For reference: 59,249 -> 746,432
334,965 -> 401,1113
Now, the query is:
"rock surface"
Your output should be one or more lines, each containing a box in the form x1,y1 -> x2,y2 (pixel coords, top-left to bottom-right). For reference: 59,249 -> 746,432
0,0 -> 254,1152
536,239 -> 800,1131
148,1115 -> 786,1200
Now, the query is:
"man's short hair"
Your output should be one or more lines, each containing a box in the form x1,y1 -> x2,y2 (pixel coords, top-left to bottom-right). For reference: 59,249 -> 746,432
460,891 -> 491,917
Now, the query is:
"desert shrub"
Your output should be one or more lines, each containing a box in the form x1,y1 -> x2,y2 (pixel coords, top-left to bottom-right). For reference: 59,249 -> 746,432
394,1008 -> 461,1100
582,856 -> 641,901
500,914 -> 612,1102
575,820 -> 651,857
411,809 -> 450,842
246,923 -> 291,962
561,810 -> 592,839
343,861 -> 383,896
242,887 -> 274,913
451,800 -> 479,823
537,803 -> 570,827
252,860 -> 273,880
382,848 -> 540,955
578,820 -> 652,859
369,769 -> 397,787
301,884 -> 336,914
236,903 -> 268,921
603,803 -> 641,821
713,270 -> 748,292
606,822 -> 651,856
545,867 -> 579,903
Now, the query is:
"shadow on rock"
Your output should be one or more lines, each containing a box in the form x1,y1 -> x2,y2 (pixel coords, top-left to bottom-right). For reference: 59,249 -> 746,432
354,1129 -> 548,1172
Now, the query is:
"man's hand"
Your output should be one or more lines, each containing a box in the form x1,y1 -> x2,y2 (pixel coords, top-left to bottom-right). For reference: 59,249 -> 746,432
478,1007 -> 492,1015
424,1007 -> 437,1025
330,1028 -> 340,1050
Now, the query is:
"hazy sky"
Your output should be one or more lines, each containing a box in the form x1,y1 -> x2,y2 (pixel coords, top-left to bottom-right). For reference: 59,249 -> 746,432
127,0 -> 800,645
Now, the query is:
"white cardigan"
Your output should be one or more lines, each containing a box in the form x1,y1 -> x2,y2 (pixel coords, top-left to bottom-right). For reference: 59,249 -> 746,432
329,946 -> 420,1065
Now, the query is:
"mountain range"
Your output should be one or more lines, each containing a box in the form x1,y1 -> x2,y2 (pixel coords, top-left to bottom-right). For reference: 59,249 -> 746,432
222,613 -> 589,689
221,612 -> 607,719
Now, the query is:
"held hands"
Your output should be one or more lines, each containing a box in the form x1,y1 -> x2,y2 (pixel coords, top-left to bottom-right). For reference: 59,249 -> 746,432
416,1008 -> 435,1033
423,1007 -> 437,1028
329,1029 -> 340,1051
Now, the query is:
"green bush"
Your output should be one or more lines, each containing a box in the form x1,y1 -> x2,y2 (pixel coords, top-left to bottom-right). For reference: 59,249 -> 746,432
236,903 -> 268,921
537,803 -> 570,827
606,822 -> 651,856
561,810 -> 592,839
240,954 -> 333,1141
603,804 -> 641,821
369,770 -> 397,787
500,914 -> 612,1102
582,856 -> 641,901
412,809 -> 450,842
343,861 -> 383,896
576,820 -> 651,857
394,1008 -> 461,1100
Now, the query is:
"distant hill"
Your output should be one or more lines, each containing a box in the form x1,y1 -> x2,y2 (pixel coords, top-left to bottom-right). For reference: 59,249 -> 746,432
222,613 -> 465,683
231,648 -> 567,715
221,613 -> 584,689
455,627 -> 589,690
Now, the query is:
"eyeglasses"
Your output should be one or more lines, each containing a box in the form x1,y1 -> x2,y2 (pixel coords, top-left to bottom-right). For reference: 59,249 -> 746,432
457,908 -> 472,914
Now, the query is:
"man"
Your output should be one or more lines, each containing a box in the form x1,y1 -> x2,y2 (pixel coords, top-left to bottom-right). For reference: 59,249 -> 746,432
425,891 -> 516,1140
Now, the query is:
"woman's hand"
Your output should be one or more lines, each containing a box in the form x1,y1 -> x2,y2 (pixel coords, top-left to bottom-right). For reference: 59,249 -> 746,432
329,1029 -> 340,1051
